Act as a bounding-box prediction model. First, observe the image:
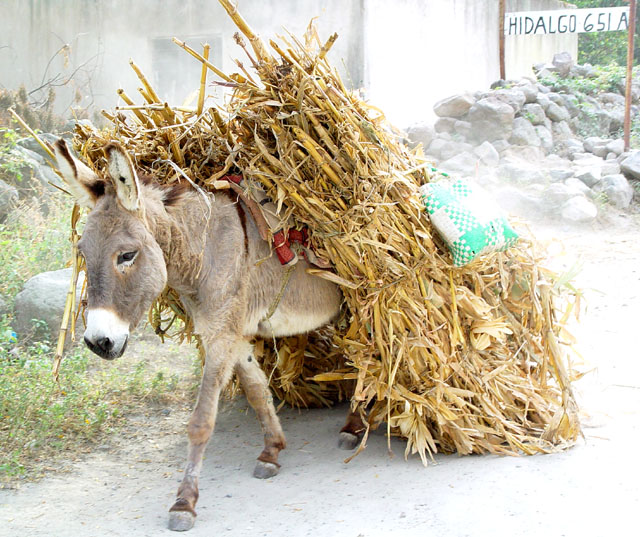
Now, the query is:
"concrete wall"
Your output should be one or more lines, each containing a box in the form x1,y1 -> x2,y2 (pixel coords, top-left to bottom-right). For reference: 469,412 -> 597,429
0,0 -> 576,128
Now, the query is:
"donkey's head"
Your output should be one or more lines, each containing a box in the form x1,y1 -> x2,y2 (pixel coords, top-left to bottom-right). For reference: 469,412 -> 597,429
54,140 -> 168,359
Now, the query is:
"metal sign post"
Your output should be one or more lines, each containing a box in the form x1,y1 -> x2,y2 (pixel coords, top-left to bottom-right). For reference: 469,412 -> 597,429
500,0 -> 506,80
624,0 -> 637,151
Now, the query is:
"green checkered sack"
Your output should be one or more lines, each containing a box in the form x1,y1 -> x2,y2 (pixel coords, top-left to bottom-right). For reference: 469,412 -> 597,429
419,179 -> 518,267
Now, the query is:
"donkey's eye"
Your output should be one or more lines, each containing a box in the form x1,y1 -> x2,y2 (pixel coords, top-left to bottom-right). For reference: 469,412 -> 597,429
117,251 -> 138,265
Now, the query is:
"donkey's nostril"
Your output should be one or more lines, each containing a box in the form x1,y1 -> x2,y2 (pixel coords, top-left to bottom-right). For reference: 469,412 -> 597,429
96,337 -> 113,353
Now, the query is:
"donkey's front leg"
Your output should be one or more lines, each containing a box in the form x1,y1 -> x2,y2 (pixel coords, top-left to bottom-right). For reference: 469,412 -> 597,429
235,349 -> 286,479
168,339 -> 237,532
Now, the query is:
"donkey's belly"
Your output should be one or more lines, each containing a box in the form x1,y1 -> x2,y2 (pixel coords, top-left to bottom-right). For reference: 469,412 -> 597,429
243,307 -> 334,338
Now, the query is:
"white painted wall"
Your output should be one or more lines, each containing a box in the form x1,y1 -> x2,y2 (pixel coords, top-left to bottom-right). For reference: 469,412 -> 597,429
0,0 -> 576,129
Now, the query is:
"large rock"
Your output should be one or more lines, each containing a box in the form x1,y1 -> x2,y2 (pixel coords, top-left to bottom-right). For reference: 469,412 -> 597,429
584,137 -> 612,158
494,186 -> 544,217
439,141 -> 474,161
552,52 -> 574,77
13,268 -> 85,343
509,117 -> 541,147
522,103 -> 546,125
438,152 -> 479,176
0,179 -> 18,222
474,141 -> 500,167
544,183 -> 584,209
620,151 -> 640,180
433,93 -> 475,118
468,97 -> 515,143
535,126 -> 554,152
515,80 -> 539,103
406,123 -> 436,149
546,102 -> 571,122
493,89 -> 526,113
435,117 -> 457,134
561,196 -> 598,222
606,139 -> 625,157
598,174 -> 634,209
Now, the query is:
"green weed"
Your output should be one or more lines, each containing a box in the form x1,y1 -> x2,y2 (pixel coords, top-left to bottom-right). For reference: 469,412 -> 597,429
0,318 -> 185,482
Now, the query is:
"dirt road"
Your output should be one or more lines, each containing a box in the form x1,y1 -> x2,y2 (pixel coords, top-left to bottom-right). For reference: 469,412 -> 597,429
2,215 -> 639,537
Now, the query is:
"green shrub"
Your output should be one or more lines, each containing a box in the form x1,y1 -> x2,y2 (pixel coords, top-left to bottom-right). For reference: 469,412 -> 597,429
0,318 -> 184,482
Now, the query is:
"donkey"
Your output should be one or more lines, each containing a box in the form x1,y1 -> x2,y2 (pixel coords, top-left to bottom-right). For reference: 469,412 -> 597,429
52,140 -> 364,531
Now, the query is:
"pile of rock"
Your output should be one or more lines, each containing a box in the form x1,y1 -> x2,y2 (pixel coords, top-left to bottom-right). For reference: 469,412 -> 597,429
407,52 -> 639,224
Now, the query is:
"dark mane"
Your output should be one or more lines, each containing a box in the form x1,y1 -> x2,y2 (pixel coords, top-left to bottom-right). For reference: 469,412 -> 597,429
138,172 -> 192,207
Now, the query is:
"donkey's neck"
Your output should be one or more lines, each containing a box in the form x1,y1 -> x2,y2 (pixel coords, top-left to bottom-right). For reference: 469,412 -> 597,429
143,188 -> 238,294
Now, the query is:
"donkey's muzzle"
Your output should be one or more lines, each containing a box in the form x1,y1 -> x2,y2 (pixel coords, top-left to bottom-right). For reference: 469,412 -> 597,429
84,334 -> 128,360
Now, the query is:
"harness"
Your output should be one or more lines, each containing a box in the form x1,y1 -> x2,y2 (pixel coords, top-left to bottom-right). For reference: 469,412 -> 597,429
221,174 -> 330,269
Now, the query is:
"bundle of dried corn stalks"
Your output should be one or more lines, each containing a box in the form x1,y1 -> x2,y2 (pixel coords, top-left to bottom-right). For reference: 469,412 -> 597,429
61,0 -> 581,463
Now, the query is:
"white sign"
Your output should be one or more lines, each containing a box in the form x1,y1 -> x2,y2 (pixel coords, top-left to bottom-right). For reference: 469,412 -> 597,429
505,7 -> 630,36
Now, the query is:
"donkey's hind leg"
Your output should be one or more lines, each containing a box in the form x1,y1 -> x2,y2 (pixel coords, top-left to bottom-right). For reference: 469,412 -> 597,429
235,350 -> 286,479
338,406 -> 366,450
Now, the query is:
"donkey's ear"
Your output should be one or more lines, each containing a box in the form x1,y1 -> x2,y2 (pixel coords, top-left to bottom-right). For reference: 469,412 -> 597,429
105,143 -> 141,212
53,139 -> 105,209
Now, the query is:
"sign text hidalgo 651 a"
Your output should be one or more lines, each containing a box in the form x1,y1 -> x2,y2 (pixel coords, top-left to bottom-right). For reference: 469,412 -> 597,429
505,6 -> 630,35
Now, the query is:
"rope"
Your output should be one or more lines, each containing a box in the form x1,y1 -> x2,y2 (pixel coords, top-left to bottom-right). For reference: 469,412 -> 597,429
262,264 -> 295,322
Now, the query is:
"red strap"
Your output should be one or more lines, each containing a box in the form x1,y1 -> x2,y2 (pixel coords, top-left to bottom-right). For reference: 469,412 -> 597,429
223,174 -> 243,185
273,230 -> 296,265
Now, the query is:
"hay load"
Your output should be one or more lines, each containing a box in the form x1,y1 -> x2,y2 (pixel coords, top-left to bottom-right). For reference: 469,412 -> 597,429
53,0 -> 581,463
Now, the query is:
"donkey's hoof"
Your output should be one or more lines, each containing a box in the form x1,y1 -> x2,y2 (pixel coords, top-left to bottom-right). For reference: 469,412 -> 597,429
168,510 -> 196,532
253,461 -> 279,479
338,431 -> 360,450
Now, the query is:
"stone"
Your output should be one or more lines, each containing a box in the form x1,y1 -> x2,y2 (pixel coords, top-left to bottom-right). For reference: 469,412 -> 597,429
439,141 -> 474,161
599,174 -> 634,209
601,159 -> 621,176
515,81 -> 539,103
575,170 -> 601,188
453,120 -> 472,140
551,120 -> 574,141
546,102 -> 571,122
522,103 -> 547,125
560,94 -> 580,118
509,117 -> 541,147
494,186 -> 544,217
607,108 -> 625,134
16,133 -> 59,161
426,138 -> 448,159
537,82 -> 551,94
474,141 -> 500,167
535,126 -> 554,152
549,169 -> 574,182
584,137 -> 612,158
537,93 -> 551,110
13,268 -> 85,343
498,161 -> 546,185
406,123 -> 436,149
492,139 -> 511,153
501,146 -> 546,163
544,183 -> 582,209
493,89 -> 526,112
561,196 -> 598,222
620,152 -> 640,180
606,139 -> 625,156
600,92 -> 626,106
0,179 -> 18,222
433,93 -> 475,118
438,152 -> 479,176
467,97 -> 515,143
565,177 -> 591,196
435,117 -> 457,134
552,52 -> 574,77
